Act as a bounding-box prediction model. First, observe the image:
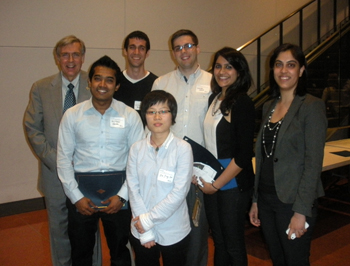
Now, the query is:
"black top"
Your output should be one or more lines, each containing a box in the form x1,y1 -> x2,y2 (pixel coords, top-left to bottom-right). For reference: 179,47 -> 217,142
216,117 -> 234,159
113,72 -> 158,116
209,93 -> 255,192
259,122 -> 279,194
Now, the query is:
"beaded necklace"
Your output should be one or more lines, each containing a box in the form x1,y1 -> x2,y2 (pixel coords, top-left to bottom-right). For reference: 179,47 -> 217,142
262,106 -> 284,158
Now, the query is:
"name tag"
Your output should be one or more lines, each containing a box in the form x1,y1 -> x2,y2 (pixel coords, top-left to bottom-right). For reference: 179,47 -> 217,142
157,169 -> 175,183
110,117 -> 125,128
134,101 -> 141,111
196,85 -> 210,93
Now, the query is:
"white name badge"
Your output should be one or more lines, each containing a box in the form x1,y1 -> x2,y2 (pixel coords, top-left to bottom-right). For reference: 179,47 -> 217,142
110,117 -> 125,128
196,85 -> 210,94
134,101 -> 141,111
157,169 -> 175,183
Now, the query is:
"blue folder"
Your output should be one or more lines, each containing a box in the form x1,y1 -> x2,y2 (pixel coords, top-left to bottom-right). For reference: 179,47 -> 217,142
75,171 -> 128,209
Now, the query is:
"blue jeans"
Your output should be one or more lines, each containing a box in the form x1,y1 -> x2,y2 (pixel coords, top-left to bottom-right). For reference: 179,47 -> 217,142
204,187 -> 252,266
257,192 -> 318,266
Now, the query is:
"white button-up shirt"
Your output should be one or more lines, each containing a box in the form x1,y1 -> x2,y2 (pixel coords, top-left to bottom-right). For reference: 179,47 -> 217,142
152,67 -> 212,146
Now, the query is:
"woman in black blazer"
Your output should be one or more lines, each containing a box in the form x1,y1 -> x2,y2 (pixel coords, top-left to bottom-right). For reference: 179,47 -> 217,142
249,43 -> 327,266
200,47 -> 255,266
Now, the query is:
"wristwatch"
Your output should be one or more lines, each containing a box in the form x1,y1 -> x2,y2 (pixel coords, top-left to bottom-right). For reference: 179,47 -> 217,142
118,196 -> 126,204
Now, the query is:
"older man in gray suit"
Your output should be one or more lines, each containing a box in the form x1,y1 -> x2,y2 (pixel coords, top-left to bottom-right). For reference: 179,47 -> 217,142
24,35 -> 101,266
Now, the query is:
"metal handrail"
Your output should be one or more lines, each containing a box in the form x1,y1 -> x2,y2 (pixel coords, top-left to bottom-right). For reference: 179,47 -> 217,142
237,1 -> 317,52
236,0 -> 350,102
253,16 -> 350,109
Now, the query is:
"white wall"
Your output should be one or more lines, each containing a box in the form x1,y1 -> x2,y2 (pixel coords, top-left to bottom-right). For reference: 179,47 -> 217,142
0,0 -> 310,204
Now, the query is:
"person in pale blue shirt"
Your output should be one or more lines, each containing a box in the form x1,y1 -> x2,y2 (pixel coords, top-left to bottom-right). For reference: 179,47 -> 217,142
57,55 -> 144,266
127,90 -> 193,266
152,30 -> 211,266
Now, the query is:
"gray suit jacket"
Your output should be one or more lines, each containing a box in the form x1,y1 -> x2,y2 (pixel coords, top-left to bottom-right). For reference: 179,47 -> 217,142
24,71 -> 91,197
254,94 -> 327,217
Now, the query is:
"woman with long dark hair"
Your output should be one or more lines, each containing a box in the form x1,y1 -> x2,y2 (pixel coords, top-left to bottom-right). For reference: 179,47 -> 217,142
200,47 -> 255,265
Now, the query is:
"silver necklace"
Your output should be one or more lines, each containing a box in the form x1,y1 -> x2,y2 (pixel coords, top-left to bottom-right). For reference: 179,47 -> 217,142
262,107 -> 284,158
211,93 -> 222,116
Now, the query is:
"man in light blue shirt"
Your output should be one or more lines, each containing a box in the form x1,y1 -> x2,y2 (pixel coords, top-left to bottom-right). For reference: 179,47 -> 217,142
57,55 -> 144,266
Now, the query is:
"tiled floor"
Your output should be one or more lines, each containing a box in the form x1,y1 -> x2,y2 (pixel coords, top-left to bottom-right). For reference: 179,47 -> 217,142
1,207 -> 350,265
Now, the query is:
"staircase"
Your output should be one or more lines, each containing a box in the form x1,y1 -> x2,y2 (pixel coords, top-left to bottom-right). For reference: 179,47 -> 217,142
237,0 -> 350,134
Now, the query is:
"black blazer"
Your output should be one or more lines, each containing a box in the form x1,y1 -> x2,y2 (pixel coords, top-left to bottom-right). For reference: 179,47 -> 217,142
208,93 -> 255,192
254,94 -> 327,217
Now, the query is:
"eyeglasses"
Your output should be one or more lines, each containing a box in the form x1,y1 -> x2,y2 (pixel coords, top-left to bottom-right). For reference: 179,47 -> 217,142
146,110 -> 171,116
173,43 -> 196,53
60,52 -> 82,60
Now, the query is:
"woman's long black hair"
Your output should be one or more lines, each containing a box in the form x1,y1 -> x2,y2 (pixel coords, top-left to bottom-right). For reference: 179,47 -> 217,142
211,47 -> 253,115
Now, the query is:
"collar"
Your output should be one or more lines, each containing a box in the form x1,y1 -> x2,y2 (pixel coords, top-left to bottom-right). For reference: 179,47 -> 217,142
83,98 -> 118,114
61,73 -> 80,89
123,70 -> 150,83
146,131 -> 174,150
176,65 -> 201,82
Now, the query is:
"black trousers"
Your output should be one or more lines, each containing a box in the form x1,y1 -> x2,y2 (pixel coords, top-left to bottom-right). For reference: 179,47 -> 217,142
130,233 -> 190,266
258,192 -> 318,266
66,199 -> 131,266
204,187 -> 252,266
185,184 -> 209,266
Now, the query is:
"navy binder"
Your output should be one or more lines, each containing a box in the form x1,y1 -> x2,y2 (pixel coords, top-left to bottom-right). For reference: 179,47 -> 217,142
75,171 -> 128,209
183,136 -> 224,180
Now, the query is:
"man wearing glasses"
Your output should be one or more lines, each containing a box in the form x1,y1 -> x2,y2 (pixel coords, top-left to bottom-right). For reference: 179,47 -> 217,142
114,31 -> 157,120
24,35 -> 102,266
152,29 -> 212,266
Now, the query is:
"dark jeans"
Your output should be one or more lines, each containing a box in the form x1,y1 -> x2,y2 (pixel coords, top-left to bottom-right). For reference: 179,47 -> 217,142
204,187 -> 252,266
130,233 -> 190,266
66,199 -> 131,266
257,192 -> 318,266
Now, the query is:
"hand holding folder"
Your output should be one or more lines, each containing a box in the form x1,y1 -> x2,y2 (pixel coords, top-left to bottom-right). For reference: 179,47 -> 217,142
75,171 -> 128,211
75,197 -> 98,215
183,136 -> 224,182
183,136 -> 225,226
99,195 -> 126,214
